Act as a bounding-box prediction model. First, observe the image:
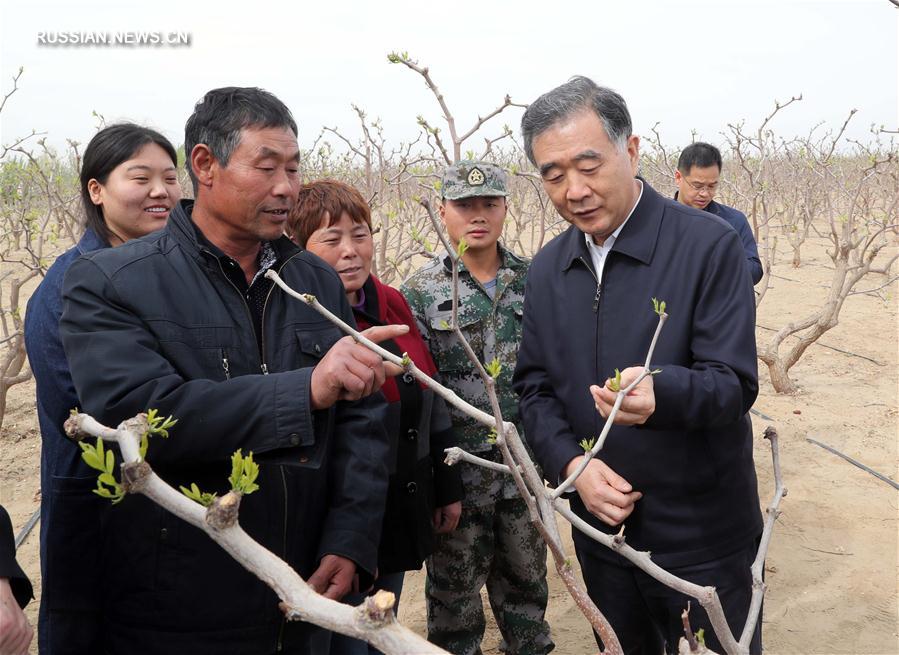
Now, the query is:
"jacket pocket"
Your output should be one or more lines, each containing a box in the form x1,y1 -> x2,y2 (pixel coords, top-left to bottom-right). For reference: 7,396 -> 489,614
427,311 -> 483,371
44,475 -> 108,611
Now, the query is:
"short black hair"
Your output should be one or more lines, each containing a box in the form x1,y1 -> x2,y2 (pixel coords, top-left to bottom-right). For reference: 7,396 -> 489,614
677,142 -> 722,173
80,123 -> 178,245
184,87 -> 297,192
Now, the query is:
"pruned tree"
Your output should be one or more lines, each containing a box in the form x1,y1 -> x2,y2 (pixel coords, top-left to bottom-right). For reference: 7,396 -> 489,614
0,68 -> 82,431
722,94 -> 802,308
757,120 -> 898,393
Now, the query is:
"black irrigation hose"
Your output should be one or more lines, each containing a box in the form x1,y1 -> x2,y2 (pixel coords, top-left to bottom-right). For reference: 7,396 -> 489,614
750,407 -> 775,421
14,507 -> 40,550
806,436 -> 899,491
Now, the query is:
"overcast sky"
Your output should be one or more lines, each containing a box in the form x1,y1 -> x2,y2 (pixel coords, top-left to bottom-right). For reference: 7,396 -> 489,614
1,0 -> 896,157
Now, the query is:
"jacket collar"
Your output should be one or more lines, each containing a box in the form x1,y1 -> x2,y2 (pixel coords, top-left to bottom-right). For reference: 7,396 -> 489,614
673,190 -> 721,216
168,198 -> 300,263
561,178 -> 663,270
76,227 -> 109,254
440,242 -> 525,275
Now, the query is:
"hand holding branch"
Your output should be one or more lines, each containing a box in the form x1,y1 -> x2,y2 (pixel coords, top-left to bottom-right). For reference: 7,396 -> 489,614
308,554 -> 358,601
310,324 -> 408,409
564,458 -> 642,527
590,365 -> 656,426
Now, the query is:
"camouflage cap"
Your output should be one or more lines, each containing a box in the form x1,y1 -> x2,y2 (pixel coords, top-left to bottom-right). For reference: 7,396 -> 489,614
441,160 -> 508,200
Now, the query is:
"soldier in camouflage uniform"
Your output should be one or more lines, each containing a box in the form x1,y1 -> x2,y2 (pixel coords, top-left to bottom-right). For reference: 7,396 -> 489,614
401,161 -> 553,655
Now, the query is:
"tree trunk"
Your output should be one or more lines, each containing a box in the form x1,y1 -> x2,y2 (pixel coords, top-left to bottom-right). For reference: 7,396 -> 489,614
766,358 -> 799,394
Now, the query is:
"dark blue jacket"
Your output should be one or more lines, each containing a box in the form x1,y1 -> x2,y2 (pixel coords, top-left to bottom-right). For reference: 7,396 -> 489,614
704,199 -> 763,285
24,228 -> 108,654
57,201 -> 389,654
513,182 -> 762,568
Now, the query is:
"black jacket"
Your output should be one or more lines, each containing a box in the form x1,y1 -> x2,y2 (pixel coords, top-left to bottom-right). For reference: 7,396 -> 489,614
0,504 -> 32,608
353,275 -> 463,574
513,182 -> 763,568
59,200 -> 389,654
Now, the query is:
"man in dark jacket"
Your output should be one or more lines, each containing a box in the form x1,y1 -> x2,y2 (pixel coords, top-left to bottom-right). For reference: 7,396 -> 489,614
513,77 -> 763,654
0,504 -> 33,654
59,87 -> 403,654
674,142 -> 763,284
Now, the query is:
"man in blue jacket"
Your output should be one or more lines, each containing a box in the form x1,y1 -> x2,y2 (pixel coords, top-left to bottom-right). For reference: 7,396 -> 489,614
674,142 -> 763,285
513,76 -> 763,654
60,87 -> 403,654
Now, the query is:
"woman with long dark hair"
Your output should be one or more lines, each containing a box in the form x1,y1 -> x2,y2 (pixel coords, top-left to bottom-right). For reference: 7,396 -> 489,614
24,123 -> 180,654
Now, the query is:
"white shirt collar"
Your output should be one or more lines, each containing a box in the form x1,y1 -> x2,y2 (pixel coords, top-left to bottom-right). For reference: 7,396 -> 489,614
583,178 -> 644,254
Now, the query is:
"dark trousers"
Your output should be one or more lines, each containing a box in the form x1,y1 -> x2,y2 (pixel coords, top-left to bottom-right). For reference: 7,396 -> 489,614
575,537 -> 762,655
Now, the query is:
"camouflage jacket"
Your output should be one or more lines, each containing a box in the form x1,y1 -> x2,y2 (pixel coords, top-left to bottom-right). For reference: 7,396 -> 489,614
401,245 -> 529,455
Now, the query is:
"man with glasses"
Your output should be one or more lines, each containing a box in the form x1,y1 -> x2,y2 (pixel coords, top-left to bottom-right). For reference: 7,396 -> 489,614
674,142 -> 763,284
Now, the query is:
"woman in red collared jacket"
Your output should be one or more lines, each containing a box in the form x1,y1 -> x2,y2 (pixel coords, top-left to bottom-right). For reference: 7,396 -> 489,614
288,179 -> 463,655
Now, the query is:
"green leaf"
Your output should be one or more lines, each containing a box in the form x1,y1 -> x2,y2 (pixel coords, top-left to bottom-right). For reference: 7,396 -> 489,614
179,483 -> 216,507
439,319 -> 451,330
579,437 -> 596,452
485,357 -> 502,379
79,442 -> 103,471
96,437 -> 105,468
105,448 -> 115,474
608,368 -> 622,393
229,450 -> 261,496
229,450 -> 243,491
456,238 -> 469,258
98,472 -> 117,486
146,409 -> 178,438
696,628 -> 705,645
486,428 -> 498,445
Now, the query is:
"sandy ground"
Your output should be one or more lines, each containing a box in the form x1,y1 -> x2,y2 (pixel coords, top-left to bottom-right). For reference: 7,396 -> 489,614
1,233 -> 897,654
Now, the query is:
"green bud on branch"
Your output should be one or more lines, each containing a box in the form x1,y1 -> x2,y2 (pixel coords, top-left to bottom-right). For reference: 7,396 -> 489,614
79,437 -> 125,504
608,368 -> 622,393
179,482 -> 217,507
651,297 -> 668,316
229,449 -> 260,496
485,357 -> 502,379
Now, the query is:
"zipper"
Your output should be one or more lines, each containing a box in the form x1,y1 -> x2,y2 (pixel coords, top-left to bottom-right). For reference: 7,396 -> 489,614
213,256 -> 262,371
578,256 -> 602,312
275,465 -> 289,652
210,250 -> 302,375
259,252 -> 302,375
220,348 -> 231,380
579,255 -> 606,436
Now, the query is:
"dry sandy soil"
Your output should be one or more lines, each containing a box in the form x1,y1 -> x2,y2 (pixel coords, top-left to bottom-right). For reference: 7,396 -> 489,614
1,233 -> 897,654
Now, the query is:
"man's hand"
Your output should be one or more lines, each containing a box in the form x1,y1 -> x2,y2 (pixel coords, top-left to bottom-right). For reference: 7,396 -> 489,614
432,501 -> 462,534
565,457 -> 642,526
309,324 -> 409,410
0,578 -> 32,655
589,365 -> 655,426
307,554 -> 357,601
